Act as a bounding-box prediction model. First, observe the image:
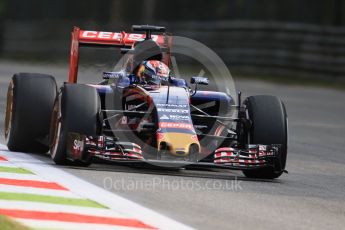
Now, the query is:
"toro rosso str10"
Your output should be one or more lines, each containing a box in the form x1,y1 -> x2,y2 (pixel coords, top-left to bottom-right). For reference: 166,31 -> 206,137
4,25 -> 288,179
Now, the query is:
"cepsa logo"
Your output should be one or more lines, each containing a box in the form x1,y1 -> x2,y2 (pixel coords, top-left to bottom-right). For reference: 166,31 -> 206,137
159,122 -> 193,130
80,31 -> 122,41
80,31 -> 159,42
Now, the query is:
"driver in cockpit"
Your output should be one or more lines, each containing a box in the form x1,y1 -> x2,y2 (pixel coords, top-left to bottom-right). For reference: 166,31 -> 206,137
134,60 -> 170,85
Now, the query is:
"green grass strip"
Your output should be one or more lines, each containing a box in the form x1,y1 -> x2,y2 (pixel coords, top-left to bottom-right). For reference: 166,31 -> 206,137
32,227 -> 64,230
0,192 -> 107,209
0,215 -> 31,230
32,228 -> 65,230
31,229 -> 63,230
32,229 -> 63,230
0,166 -> 33,174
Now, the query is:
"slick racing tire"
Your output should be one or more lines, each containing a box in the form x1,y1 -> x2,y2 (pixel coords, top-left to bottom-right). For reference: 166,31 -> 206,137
50,84 -> 101,166
242,95 -> 288,179
5,73 -> 57,153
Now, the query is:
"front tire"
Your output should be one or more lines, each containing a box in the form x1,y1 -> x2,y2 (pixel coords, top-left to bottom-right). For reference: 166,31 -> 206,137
50,84 -> 101,165
242,95 -> 288,179
5,73 -> 57,153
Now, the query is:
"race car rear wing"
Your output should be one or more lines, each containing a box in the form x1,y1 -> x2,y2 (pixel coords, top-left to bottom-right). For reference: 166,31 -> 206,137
69,26 -> 171,83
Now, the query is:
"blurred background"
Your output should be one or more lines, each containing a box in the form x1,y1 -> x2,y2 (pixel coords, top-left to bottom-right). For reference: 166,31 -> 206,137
0,0 -> 345,83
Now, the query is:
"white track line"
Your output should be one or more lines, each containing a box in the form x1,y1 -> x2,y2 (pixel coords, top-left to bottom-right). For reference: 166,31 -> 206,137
0,184 -> 81,198
0,161 -> 20,167
0,172 -> 49,181
16,219 -> 150,230
0,144 -> 194,230
0,200 -> 127,218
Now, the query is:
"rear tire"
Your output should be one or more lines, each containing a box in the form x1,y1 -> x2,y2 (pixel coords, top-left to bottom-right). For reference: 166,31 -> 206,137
5,73 -> 57,153
50,84 -> 101,165
242,95 -> 288,179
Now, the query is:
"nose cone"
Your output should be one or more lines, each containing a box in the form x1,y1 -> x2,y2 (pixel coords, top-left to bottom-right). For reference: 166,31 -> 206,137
157,132 -> 199,156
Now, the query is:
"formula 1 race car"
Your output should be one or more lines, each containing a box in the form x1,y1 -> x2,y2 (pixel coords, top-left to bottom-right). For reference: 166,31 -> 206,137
4,25 -> 288,179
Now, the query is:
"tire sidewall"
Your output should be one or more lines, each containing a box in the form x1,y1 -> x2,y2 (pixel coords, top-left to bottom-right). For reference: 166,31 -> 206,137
50,84 -> 101,165
243,95 -> 288,179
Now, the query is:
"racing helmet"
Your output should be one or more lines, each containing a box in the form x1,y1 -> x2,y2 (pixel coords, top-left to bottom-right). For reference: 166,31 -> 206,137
137,60 -> 170,85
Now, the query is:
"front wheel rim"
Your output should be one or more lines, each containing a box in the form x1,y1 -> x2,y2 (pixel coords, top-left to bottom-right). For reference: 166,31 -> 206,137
4,81 -> 14,142
50,98 -> 62,159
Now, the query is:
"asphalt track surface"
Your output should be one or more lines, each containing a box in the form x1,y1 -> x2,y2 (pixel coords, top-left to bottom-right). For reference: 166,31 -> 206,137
1,61 -> 345,230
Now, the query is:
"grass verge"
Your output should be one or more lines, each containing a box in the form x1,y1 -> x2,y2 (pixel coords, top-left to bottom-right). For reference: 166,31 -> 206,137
0,215 -> 31,230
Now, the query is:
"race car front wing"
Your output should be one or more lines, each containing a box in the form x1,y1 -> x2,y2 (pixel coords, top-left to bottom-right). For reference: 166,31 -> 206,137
67,133 -> 143,161
67,132 -> 283,172
213,144 -> 283,172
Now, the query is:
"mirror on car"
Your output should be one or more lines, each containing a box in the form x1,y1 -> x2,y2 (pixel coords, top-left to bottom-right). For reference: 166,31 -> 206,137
190,76 -> 209,85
